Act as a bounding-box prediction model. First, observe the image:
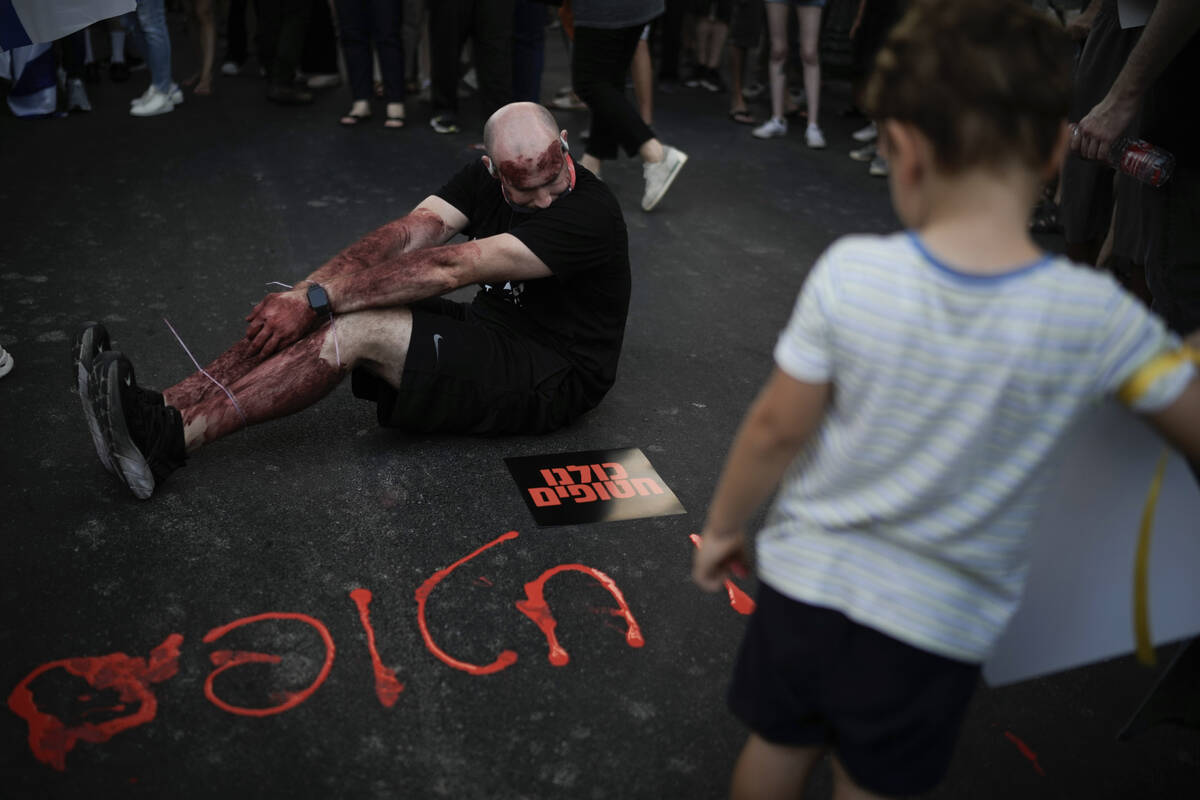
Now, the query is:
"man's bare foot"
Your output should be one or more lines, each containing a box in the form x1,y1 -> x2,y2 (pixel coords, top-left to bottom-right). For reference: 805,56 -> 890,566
195,76 -> 213,95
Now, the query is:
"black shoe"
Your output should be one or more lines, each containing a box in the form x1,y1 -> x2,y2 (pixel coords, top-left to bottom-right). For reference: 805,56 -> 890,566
698,67 -> 726,93
266,84 -> 313,105
92,352 -> 185,500
73,323 -> 114,474
109,61 -> 130,82
83,62 -> 101,85
429,114 -> 459,134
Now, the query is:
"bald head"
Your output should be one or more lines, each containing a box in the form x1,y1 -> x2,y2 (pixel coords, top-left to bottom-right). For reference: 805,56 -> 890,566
483,102 -> 562,164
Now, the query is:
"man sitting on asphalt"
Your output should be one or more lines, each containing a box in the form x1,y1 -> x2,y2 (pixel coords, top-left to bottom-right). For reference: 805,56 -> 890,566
73,102 -> 631,500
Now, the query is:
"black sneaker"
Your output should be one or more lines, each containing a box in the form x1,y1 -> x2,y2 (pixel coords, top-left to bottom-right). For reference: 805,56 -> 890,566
430,114 -> 459,134
109,60 -> 130,83
92,352 -> 186,500
266,84 -> 314,105
73,323 -> 114,474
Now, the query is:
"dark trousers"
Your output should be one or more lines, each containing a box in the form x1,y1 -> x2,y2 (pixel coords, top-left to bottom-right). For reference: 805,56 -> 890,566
427,0 -> 514,120
512,0 -> 546,103
302,0 -> 340,75
335,0 -> 405,101
258,0 -> 313,87
657,0 -> 687,81
225,0 -> 258,65
572,25 -> 656,160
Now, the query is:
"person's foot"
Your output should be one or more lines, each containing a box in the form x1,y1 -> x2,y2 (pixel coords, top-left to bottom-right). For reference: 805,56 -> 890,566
869,155 -> 889,177
805,124 -> 826,149
642,145 -> 688,212
130,83 -> 183,107
0,345 -> 13,379
340,100 -> 372,126
109,60 -> 130,82
66,78 -> 92,112
698,67 -> 726,93
130,86 -> 175,116
91,352 -> 186,500
306,73 -> 341,89
220,60 -> 242,76
728,108 -> 755,125
549,92 -> 586,110
83,62 -> 101,84
741,81 -> 765,100
430,114 -> 459,134
849,143 -> 877,162
852,121 -> 878,142
266,84 -> 313,105
752,117 -> 787,139
73,323 -> 114,473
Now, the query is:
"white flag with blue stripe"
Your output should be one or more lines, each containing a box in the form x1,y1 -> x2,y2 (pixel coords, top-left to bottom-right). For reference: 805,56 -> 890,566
0,0 -> 135,51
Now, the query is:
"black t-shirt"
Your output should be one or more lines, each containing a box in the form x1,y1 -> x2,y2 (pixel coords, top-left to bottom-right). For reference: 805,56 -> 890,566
434,159 -> 631,407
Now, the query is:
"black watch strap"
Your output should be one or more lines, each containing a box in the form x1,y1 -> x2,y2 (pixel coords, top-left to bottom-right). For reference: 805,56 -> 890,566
306,282 -> 332,317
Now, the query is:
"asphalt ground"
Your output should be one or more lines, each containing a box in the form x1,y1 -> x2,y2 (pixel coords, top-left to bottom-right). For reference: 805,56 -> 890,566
1,14 -> 1197,800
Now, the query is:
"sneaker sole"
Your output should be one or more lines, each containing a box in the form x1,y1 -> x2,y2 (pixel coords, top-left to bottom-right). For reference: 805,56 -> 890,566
94,352 -> 156,500
74,323 -> 116,473
642,150 -> 689,212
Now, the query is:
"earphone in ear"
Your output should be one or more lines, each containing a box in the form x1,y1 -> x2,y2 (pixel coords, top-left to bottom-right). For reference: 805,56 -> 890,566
486,157 -> 498,177
560,134 -> 569,154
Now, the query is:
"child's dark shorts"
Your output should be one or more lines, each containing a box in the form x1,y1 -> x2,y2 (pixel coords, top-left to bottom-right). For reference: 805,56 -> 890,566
728,583 -> 981,797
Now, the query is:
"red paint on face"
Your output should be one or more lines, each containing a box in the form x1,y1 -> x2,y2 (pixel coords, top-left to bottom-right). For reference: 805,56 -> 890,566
497,140 -> 564,188
515,565 -> 644,667
689,534 -> 756,615
415,531 -> 521,676
1004,731 -> 1046,776
349,588 -> 405,707
7,633 -> 183,771
202,612 -> 335,717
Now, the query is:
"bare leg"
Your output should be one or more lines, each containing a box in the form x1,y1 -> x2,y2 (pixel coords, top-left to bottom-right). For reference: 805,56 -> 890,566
831,755 -> 893,800
730,44 -> 748,114
175,307 -> 412,451
765,3 -> 789,122
730,735 -> 825,800
187,0 -> 216,93
797,6 -> 821,128
632,38 -> 653,126
705,21 -> 729,71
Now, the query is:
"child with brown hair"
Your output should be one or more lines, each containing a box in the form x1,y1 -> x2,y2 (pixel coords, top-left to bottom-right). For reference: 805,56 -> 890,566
693,1 -> 1200,798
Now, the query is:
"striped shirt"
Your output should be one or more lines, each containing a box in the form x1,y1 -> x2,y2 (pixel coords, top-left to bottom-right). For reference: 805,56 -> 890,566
759,232 -> 1194,663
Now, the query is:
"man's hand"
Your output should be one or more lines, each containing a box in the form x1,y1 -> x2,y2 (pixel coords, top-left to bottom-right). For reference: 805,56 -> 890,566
692,529 -> 749,593
245,289 -> 317,356
1071,91 -> 1139,162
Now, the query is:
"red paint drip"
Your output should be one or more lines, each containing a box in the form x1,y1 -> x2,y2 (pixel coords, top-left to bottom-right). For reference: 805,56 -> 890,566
476,576 -> 493,587
689,534 -> 756,615
1004,730 -> 1046,776
6,633 -> 183,771
415,531 -> 521,675
515,564 -> 645,667
202,612 -> 335,717
349,588 -> 405,707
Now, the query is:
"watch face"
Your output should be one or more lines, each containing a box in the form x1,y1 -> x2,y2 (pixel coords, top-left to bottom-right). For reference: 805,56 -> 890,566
307,284 -> 329,312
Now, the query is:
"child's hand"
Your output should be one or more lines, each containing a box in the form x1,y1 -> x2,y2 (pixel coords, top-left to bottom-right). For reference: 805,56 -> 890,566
692,530 -> 749,592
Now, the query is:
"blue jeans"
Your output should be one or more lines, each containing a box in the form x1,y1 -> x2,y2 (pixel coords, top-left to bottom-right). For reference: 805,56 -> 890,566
133,0 -> 174,91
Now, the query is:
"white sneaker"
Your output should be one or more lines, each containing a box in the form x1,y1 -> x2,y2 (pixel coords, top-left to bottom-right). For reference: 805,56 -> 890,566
306,73 -> 341,89
221,60 -> 241,76
130,86 -> 175,116
642,145 -> 688,211
849,143 -> 877,162
131,83 -> 182,106
852,121 -> 878,142
752,117 -> 787,139
0,346 -> 12,378
67,78 -> 92,111
805,125 -> 826,149
869,155 -> 889,177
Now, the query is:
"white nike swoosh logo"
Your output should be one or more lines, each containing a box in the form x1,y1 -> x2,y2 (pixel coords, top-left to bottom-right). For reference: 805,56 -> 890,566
124,374 -> 132,387
433,334 -> 443,362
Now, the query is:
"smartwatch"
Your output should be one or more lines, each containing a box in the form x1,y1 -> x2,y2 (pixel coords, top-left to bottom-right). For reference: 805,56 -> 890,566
306,282 -> 332,317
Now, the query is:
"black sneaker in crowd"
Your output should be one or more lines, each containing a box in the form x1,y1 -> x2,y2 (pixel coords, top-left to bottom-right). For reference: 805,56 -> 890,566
72,322 -> 114,474
91,351 -> 186,500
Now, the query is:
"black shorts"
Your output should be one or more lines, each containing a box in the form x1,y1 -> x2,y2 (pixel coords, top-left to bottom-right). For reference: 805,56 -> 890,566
728,583 -> 981,797
730,0 -> 763,49
351,298 -> 586,435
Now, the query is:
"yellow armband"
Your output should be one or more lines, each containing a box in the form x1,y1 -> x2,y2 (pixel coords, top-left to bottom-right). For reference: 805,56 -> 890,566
1117,345 -> 1200,407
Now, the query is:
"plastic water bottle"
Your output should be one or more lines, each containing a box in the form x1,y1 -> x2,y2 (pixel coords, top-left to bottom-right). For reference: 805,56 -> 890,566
1110,138 -> 1175,187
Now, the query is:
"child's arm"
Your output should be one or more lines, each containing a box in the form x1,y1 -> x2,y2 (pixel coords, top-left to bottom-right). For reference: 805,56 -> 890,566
1144,376 -> 1200,459
693,369 -> 831,592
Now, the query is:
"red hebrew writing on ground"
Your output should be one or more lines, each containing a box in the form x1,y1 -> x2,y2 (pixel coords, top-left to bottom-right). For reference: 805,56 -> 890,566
350,589 -> 405,707
202,612 -> 335,717
7,633 -> 184,771
515,565 -> 645,667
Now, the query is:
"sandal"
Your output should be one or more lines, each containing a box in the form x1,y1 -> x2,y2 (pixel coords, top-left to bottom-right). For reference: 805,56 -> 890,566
728,109 -> 755,125
384,112 -> 405,129
340,108 -> 371,126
